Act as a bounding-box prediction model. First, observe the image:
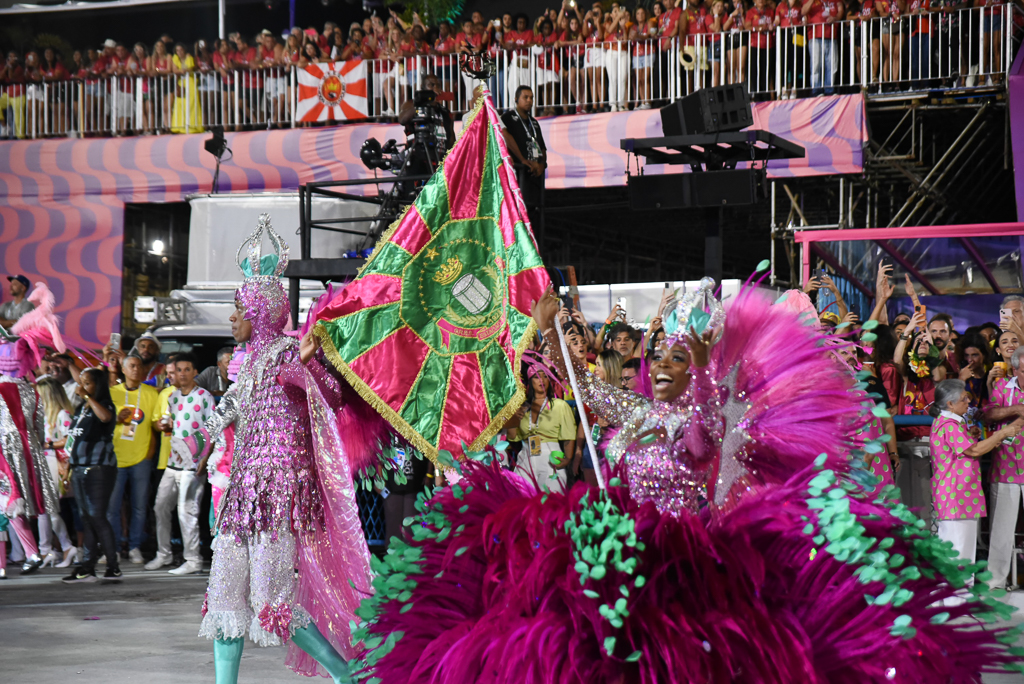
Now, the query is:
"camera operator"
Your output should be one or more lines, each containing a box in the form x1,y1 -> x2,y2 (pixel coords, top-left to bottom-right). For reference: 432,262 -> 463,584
398,73 -> 455,157
500,85 -> 547,212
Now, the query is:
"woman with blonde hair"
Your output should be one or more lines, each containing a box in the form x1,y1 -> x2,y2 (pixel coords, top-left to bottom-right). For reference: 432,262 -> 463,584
36,375 -> 78,567
594,348 -> 625,386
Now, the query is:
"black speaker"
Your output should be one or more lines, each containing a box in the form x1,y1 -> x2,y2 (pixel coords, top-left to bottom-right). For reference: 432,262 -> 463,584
660,85 -> 752,136
628,168 -> 766,210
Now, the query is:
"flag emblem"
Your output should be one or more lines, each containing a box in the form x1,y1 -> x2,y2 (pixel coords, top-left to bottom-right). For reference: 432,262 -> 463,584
296,60 -> 367,123
311,94 -> 551,463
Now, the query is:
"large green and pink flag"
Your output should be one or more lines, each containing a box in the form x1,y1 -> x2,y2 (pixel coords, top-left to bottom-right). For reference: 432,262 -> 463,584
311,94 -> 551,464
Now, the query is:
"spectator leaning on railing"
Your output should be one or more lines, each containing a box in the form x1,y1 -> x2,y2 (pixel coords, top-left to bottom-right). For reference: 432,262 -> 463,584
0,0 -> 1017,139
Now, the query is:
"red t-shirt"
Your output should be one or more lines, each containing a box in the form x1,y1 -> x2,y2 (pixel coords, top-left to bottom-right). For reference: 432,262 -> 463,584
237,46 -> 259,87
505,29 -> 535,51
684,5 -> 709,45
659,7 -> 683,49
777,1 -> 804,27
212,52 -> 235,83
859,0 -> 876,18
92,54 -> 114,76
747,6 -> 775,47
3,64 -> 25,95
456,30 -> 484,52
259,44 -> 278,67
907,0 -> 932,34
41,61 -> 68,80
876,0 -> 901,18
487,29 -> 503,57
537,32 -> 560,70
434,35 -> 457,65
807,0 -> 843,38
400,39 -> 428,71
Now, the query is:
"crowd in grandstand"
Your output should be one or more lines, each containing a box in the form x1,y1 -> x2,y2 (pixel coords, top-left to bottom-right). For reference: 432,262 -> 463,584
0,0 -> 1015,138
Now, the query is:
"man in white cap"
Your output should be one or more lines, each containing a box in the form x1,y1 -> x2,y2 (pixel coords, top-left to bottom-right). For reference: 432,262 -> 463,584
106,331 -> 166,389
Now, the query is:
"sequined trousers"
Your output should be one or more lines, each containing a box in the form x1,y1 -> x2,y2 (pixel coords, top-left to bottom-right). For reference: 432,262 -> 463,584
199,522 -> 313,646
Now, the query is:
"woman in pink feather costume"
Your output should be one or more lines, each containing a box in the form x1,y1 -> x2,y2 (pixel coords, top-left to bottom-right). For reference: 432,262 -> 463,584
345,282 -> 1024,684
0,282 -> 69,574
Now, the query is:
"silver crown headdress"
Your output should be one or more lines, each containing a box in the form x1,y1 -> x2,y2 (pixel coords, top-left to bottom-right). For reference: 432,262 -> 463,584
667,277 -> 726,344
235,213 -> 289,279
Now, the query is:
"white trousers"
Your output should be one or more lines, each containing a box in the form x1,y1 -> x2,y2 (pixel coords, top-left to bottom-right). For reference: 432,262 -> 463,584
986,482 -> 1024,588
937,518 -> 979,586
39,453 -> 73,556
604,49 -> 628,108
154,468 -> 204,563
515,444 -> 567,492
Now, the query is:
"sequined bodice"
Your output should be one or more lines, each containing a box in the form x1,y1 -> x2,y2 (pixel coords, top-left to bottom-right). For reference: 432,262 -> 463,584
544,330 -> 721,516
611,396 -> 717,515
207,336 -> 323,540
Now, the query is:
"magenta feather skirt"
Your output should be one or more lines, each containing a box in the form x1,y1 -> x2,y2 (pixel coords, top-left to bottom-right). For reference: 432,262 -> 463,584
348,463 -> 1023,684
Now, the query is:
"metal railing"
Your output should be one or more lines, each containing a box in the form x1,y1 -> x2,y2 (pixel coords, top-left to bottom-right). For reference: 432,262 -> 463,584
0,5 -> 1017,140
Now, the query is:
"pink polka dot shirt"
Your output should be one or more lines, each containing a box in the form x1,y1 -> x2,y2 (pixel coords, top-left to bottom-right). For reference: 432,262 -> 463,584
986,377 -> 1024,485
930,411 -> 986,521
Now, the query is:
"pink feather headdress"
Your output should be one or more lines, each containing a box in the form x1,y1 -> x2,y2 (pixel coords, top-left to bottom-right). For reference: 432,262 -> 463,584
0,282 -> 66,378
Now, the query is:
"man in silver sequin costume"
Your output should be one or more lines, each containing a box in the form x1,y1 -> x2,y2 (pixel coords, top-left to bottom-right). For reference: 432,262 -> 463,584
191,215 -> 364,684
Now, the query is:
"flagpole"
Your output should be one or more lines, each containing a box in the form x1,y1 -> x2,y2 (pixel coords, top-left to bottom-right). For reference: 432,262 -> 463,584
479,87 -> 603,488
554,322 -> 606,491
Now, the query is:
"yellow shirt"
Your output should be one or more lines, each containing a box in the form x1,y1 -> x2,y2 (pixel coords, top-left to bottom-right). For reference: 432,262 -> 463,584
110,383 -> 160,468
514,397 -> 577,444
156,386 -> 175,470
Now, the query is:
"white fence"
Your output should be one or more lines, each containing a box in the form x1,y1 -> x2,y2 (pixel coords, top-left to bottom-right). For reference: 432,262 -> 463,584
0,6 -> 1017,140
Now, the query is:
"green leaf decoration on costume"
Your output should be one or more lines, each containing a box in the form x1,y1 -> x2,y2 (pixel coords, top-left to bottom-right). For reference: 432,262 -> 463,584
687,308 -> 712,336
756,259 -> 771,273
663,306 -> 680,336
240,254 -> 279,278
565,489 -> 642,634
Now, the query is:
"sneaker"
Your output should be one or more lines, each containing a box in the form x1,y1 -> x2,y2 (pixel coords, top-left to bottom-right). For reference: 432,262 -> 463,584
168,561 -> 203,576
62,568 -> 98,584
128,548 -> 144,564
102,567 -> 123,583
144,554 -> 173,571
382,108 -> 395,117
96,555 -> 106,565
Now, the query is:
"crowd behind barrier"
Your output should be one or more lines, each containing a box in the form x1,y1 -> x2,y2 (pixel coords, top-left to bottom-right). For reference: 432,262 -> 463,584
0,3 -> 1019,140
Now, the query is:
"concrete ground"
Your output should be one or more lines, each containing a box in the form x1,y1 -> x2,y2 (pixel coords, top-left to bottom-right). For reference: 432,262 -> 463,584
0,563 -> 308,684
2,563 -> 1024,683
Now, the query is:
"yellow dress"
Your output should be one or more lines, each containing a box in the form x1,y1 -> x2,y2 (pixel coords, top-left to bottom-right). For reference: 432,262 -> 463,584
171,53 -> 204,134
